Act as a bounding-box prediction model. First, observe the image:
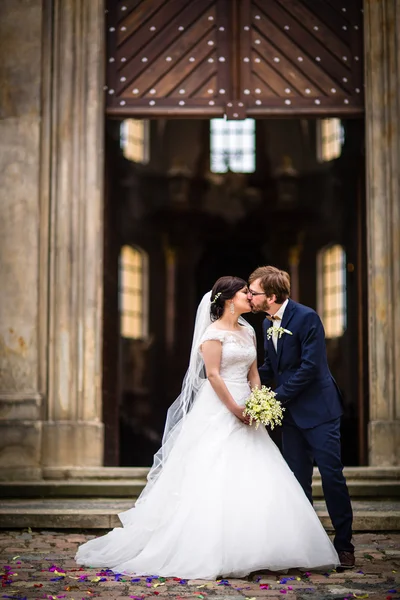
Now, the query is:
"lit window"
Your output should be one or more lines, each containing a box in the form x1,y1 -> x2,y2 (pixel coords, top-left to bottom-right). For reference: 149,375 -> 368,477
317,118 -> 344,162
120,119 -> 150,163
317,244 -> 347,338
119,245 -> 149,339
210,118 -> 256,173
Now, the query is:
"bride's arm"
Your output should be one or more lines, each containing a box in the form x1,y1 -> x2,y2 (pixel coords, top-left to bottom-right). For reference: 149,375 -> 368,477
248,359 -> 261,390
201,340 -> 249,424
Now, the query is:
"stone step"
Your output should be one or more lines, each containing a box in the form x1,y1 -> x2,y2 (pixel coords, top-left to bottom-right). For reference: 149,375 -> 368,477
35,466 -> 400,481
0,480 -> 148,499
0,498 -> 399,530
2,478 -> 400,499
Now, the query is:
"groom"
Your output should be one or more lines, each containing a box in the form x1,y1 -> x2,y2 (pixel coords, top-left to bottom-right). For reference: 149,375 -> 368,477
248,265 -> 354,568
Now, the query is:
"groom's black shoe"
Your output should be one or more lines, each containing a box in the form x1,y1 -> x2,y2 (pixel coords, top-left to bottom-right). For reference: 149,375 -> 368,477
338,551 -> 355,569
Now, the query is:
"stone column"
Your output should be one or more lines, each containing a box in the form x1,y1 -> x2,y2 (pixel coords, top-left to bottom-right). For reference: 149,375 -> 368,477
41,0 -> 105,476
0,0 -> 44,480
364,1 -> 400,465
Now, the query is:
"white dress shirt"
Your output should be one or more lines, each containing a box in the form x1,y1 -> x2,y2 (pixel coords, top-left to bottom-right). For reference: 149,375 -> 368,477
270,298 -> 289,352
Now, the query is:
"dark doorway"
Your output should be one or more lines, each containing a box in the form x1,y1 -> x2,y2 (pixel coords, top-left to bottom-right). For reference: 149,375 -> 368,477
102,115 -> 367,467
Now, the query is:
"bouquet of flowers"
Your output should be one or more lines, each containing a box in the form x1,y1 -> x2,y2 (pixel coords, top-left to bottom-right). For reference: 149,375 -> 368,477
243,385 -> 285,430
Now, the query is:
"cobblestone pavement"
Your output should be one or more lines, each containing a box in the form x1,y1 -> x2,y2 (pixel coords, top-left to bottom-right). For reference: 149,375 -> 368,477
1,530 -> 399,600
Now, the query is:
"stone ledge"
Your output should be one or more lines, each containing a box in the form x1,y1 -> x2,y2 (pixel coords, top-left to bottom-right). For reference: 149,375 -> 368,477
0,480 -> 148,498
2,467 -> 400,489
1,465 -> 399,482
39,465 -> 400,480
1,478 -> 400,499
41,466 -> 150,480
1,499 -> 399,530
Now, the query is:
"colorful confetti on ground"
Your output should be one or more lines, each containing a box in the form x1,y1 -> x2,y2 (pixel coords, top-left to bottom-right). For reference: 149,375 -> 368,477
0,531 -> 399,600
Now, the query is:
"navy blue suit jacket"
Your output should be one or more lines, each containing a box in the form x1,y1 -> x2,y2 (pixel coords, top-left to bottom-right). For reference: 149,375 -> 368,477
259,299 -> 343,429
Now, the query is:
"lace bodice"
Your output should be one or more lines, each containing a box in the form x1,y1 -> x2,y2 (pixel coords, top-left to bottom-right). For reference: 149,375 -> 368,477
200,326 -> 257,382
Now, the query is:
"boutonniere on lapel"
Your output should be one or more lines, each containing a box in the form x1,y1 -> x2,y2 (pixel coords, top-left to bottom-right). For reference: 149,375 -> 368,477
266,326 -> 293,340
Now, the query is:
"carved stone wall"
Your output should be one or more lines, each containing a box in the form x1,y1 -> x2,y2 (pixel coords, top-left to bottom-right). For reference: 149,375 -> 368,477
0,0 -> 44,480
41,0 -> 105,476
364,0 -> 400,465
0,0 -> 105,480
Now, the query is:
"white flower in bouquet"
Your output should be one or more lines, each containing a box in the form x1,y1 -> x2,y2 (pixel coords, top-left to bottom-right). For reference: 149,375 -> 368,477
243,385 -> 285,430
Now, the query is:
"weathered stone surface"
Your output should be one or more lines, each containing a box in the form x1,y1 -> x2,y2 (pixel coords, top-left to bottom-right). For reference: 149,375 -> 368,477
369,421 -> 400,467
0,0 -> 44,479
0,393 -> 41,421
364,0 -> 400,465
42,421 -> 104,468
0,420 -> 42,476
41,0 -> 105,468
0,0 -> 42,394
0,0 -> 42,119
0,0 -> 105,479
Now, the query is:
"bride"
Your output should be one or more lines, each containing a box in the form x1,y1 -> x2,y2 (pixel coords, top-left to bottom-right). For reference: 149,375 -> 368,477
76,276 -> 339,579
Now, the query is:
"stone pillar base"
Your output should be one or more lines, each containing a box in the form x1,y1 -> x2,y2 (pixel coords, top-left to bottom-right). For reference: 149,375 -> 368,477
42,422 -> 104,470
0,421 -> 42,481
0,467 -> 43,482
369,421 -> 400,466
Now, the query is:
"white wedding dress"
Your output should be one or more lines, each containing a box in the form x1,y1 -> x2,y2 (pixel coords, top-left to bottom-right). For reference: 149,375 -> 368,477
76,325 -> 339,579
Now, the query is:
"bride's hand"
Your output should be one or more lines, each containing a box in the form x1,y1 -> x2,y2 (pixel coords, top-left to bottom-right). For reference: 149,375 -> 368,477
232,404 -> 250,424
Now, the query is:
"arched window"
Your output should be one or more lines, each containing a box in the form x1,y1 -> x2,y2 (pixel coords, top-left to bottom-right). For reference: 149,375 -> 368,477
120,119 -> 150,164
210,118 -> 256,173
119,245 -> 149,339
317,118 -> 344,162
317,244 -> 347,338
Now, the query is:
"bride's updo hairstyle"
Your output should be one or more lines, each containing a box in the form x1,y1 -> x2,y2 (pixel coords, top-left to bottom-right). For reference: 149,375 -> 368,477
210,276 -> 247,321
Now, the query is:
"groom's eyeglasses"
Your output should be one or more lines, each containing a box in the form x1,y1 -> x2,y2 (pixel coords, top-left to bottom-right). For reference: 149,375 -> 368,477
248,289 -> 267,297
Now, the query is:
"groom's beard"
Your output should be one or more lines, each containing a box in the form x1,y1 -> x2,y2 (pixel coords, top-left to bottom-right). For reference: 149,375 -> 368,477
251,299 -> 269,313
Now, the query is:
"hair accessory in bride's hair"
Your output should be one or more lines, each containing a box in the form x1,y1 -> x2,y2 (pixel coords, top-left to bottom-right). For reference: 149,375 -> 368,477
211,292 -> 222,304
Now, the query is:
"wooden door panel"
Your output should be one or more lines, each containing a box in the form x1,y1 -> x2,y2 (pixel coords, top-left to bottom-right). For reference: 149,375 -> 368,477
250,16 -> 349,95
139,30 -> 217,98
116,0 -> 193,61
107,0 -> 231,116
195,76 -> 220,98
240,0 -> 363,115
252,71 -> 281,98
262,2 -> 352,88
116,0 -> 215,93
252,44 -> 323,97
276,0 -> 349,59
106,0 -> 364,117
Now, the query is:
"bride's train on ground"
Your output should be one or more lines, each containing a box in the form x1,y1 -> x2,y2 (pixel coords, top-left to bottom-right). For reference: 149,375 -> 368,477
76,326 -> 339,579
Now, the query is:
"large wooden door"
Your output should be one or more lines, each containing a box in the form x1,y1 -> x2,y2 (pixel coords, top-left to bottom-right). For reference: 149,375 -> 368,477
106,0 -> 364,117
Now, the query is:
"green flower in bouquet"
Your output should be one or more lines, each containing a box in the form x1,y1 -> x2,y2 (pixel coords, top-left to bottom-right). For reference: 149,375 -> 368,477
243,385 -> 285,430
